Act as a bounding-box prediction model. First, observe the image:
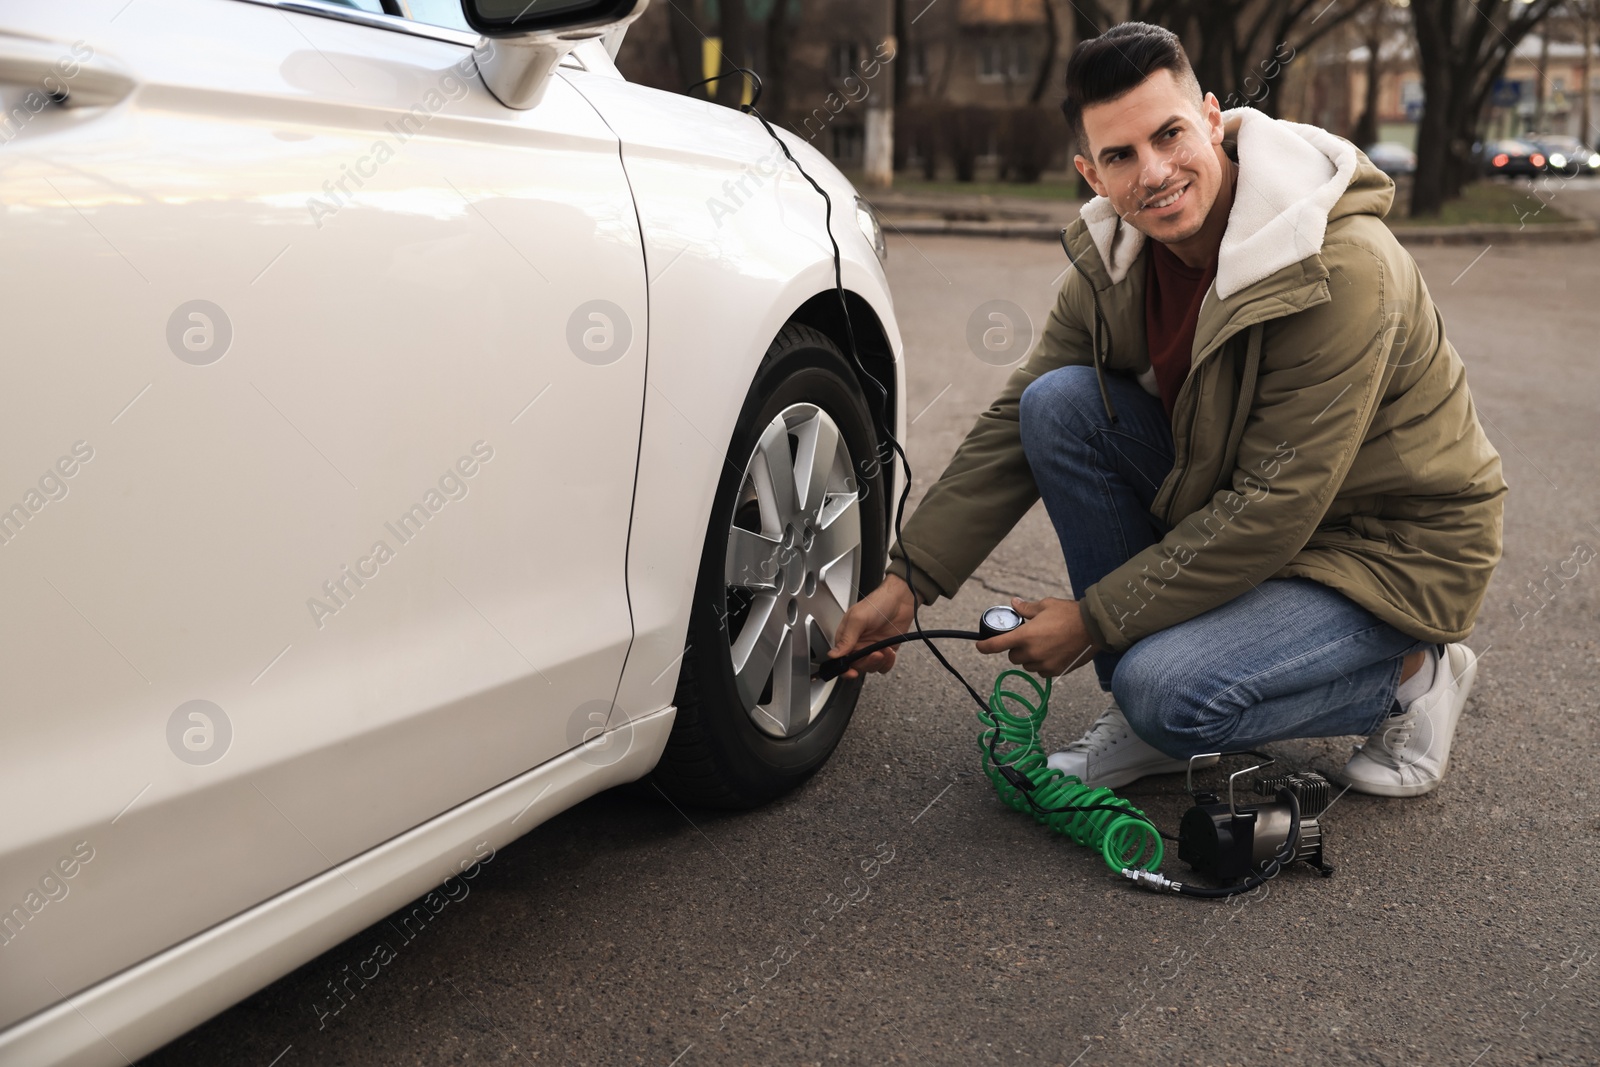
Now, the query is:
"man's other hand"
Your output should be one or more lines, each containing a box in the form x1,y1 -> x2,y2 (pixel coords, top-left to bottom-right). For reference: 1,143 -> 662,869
975,596 -> 1102,677
825,574 -> 919,679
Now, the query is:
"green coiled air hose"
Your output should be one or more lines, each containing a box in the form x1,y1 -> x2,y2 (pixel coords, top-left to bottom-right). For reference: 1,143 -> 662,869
977,669 -> 1165,873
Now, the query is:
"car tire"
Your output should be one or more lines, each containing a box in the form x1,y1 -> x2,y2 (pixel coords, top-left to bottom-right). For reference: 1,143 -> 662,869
651,324 -> 888,809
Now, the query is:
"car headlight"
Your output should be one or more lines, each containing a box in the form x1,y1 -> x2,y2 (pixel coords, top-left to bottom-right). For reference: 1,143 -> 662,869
1589,152 -> 1600,168
855,196 -> 887,264
1550,153 -> 1567,168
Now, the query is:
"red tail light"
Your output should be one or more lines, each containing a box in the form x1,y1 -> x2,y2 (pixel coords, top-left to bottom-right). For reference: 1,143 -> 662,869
1531,153 -> 1546,167
1493,153 -> 1509,167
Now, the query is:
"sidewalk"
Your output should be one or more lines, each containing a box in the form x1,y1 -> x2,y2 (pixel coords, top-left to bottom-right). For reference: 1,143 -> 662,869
868,185 -> 1600,245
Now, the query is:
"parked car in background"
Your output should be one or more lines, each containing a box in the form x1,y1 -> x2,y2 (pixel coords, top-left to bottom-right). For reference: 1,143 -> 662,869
1522,134 -> 1600,178
1364,142 -> 1417,177
0,0 -> 901,1064
1481,139 -> 1547,177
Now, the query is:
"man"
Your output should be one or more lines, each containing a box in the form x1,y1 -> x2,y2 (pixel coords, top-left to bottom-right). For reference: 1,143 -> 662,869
828,22 -> 1506,797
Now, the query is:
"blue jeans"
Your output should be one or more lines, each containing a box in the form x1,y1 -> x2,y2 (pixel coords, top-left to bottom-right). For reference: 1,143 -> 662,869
1017,365 -> 1423,758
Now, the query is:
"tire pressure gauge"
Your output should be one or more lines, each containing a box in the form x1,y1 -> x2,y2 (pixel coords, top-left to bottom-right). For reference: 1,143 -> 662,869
978,605 -> 1024,639
816,604 -> 1028,680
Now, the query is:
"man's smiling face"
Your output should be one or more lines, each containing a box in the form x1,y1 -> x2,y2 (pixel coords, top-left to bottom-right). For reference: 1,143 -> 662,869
1073,68 -> 1227,248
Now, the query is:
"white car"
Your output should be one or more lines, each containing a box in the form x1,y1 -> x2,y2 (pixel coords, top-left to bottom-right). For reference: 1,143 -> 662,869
0,0 -> 902,1061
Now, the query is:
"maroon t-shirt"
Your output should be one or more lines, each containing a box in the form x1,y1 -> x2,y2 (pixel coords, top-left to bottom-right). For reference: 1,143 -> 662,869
1143,239 -> 1218,419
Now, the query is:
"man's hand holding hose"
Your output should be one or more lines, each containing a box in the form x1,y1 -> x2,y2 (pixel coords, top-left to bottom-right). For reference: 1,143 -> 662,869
827,574 -> 1103,680
825,574 -> 919,680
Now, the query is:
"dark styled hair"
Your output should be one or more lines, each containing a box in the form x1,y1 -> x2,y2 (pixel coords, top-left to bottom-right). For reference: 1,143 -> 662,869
1061,22 -> 1204,155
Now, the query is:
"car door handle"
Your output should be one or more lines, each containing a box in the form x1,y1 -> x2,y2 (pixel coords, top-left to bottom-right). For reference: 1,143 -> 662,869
0,35 -> 134,108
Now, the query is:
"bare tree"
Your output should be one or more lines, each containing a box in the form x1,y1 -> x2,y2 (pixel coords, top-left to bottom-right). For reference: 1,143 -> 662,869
1408,0 -> 1561,217
1178,0 -> 1377,116
1351,0 -> 1411,146
1072,0 -> 1374,117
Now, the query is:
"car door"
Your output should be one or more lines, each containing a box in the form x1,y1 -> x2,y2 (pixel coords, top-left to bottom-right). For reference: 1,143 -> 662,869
0,0 -> 645,1028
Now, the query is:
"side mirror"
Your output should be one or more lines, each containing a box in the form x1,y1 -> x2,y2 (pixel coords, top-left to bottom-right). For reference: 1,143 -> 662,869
462,0 -> 649,109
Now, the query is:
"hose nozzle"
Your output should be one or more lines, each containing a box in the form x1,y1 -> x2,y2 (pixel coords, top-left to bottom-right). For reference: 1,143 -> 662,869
1121,868 -> 1180,893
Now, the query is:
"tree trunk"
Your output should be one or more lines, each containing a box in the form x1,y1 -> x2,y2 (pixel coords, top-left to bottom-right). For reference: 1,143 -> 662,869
1533,28 -> 1549,132
1071,2 -> 1099,199
893,0 -> 910,110
1584,3 -> 1594,146
864,0 -> 895,187
1189,4 -> 1235,107
1353,25 -> 1382,145
1028,0 -> 1061,104
716,0 -> 749,108
763,0 -> 790,122
1411,102 -> 1450,216
669,0 -> 708,98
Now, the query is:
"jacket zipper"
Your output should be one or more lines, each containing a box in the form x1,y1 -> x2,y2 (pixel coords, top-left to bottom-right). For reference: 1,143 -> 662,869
1059,228 -> 1120,425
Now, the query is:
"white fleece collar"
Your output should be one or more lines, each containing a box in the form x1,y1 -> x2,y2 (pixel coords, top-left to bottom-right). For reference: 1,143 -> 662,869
1078,108 -> 1360,300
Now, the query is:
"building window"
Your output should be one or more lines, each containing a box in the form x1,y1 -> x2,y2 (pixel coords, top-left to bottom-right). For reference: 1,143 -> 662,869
977,39 -> 1030,83
977,41 -> 1003,82
1011,42 -> 1032,80
831,124 -> 864,164
907,42 -> 928,86
831,42 -> 863,81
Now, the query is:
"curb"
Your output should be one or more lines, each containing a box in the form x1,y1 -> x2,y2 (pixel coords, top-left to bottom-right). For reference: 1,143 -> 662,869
884,219 -> 1065,240
1386,219 -> 1598,244
883,217 -> 1599,244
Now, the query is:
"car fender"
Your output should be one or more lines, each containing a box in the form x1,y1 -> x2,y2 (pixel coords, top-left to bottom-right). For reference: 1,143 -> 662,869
559,70 -> 905,724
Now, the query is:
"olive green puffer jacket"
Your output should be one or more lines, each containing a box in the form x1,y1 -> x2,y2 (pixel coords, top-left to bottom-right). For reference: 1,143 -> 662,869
888,108 -> 1507,653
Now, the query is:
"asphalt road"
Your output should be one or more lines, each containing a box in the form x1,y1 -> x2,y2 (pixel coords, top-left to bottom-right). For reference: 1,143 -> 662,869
144,197 -> 1600,1066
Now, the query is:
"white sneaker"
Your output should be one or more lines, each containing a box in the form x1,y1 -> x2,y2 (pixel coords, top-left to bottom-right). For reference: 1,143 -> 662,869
1046,701 -> 1215,789
1336,643 -> 1478,798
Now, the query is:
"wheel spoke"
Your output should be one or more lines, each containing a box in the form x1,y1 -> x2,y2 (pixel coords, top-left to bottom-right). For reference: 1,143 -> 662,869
763,614 -> 815,736
731,594 -> 785,710
726,526 -> 781,590
806,581 -> 848,646
792,409 -> 840,518
751,415 -> 798,530
811,494 -> 861,571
